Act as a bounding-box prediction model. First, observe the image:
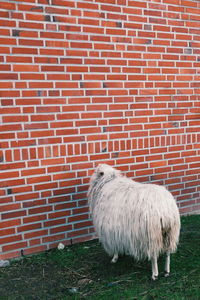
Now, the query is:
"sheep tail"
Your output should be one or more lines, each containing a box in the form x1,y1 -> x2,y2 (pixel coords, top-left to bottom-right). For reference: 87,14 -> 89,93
161,218 -> 180,253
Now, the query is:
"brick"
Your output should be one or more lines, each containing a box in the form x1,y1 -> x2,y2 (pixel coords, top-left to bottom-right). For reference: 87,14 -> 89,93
0,219 -> 21,229
0,250 -> 21,260
3,241 -> 28,252
30,130 -> 55,138
50,224 -> 73,234
23,215 -> 46,225
28,205 -> 52,215
0,1 -> 16,10
34,182 -> 58,191
0,203 -> 21,212
73,233 -> 95,244
24,245 -> 47,256
2,208 -> 27,219
67,228 -> 89,238
0,171 -> 19,180
42,233 -> 65,243
17,223 -> 42,233
26,175 -> 51,185
0,234 -> 23,245
128,1 -> 147,8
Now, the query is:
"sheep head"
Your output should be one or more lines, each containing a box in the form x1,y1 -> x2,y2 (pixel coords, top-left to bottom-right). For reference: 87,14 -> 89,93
90,164 -> 121,183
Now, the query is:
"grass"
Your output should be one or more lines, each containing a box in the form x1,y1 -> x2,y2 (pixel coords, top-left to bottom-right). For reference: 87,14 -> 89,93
0,215 -> 200,300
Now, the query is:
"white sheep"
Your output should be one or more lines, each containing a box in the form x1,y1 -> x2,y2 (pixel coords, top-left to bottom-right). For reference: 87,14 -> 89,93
88,164 -> 180,280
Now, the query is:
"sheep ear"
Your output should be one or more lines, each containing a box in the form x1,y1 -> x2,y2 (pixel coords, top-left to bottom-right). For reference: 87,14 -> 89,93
99,172 -> 104,176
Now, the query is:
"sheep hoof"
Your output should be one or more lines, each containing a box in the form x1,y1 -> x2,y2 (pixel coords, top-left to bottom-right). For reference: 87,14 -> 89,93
164,272 -> 170,277
111,254 -> 118,263
151,275 -> 158,281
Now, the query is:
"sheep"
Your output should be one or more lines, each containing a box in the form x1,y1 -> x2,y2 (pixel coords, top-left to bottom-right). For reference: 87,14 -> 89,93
87,164 -> 180,280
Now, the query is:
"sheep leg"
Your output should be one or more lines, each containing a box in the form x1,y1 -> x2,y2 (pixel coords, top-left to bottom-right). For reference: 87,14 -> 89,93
164,251 -> 170,277
151,255 -> 158,280
111,253 -> 118,263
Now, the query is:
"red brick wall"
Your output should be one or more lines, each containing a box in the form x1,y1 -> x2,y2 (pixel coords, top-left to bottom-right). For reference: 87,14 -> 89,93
0,0 -> 200,260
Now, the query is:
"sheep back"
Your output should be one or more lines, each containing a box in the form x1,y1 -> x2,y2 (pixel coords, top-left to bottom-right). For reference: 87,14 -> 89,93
88,169 -> 180,261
